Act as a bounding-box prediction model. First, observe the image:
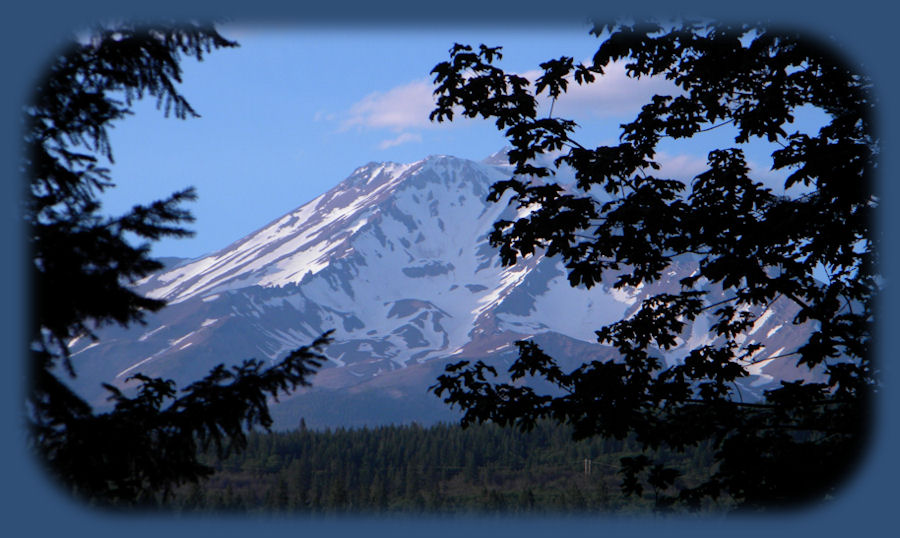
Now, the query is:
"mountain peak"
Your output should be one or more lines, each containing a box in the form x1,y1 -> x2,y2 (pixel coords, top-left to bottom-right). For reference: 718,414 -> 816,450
71,152 -> 818,429
481,147 -> 513,166
341,160 -> 414,189
134,154 -> 507,305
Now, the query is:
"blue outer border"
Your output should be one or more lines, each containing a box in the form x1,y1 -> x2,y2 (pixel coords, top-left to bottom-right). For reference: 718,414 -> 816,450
2,1 -> 896,536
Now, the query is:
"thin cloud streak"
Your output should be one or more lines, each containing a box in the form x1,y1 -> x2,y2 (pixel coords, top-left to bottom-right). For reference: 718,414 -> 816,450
338,61 -> 680,135
534,61 -> 680,119
379,132 -> 422,149
341,78 -> 436,132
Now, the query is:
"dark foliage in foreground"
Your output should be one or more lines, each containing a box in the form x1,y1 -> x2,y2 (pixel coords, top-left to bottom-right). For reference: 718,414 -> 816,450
428,21 -> 878,510
25,23 -> 329,506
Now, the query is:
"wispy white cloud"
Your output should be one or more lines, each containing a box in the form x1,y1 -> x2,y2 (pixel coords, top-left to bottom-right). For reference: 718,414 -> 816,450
748,158 -> 790,191
656,151 -> 709,181
313,110 -> 336,122
342,78 -> 436,131
338,60 -> 679,137
530,61 -> 681,119
378,132 -> 422,149
656,151 -> 791,192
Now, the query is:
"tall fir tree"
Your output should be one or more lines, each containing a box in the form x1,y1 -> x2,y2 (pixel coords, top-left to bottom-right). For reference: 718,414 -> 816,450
24,21 -> 330,506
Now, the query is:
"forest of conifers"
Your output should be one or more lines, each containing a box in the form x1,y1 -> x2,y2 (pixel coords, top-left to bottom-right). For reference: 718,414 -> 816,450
161,420 -> 725,514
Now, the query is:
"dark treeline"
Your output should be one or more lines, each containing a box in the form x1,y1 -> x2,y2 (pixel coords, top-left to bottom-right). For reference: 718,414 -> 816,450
163,420 -> 727,514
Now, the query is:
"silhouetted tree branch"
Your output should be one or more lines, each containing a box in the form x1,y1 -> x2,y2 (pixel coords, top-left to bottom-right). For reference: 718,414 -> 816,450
429,20 -> 877,510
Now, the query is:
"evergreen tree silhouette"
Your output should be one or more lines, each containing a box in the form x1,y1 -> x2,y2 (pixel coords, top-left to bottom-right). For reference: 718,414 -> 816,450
24,21 -> 330,507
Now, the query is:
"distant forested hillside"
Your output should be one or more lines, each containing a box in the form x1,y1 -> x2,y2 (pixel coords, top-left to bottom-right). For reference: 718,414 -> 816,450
162,421 -> 727,514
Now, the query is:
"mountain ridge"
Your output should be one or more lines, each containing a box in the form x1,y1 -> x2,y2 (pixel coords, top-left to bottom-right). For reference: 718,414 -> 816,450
66,152 -> 817,429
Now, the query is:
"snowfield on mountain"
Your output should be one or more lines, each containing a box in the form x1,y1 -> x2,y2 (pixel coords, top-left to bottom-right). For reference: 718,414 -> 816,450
66,153 -> 818,428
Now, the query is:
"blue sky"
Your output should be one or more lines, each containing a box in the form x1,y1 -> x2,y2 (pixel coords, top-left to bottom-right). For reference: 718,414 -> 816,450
98,23 -> 824,259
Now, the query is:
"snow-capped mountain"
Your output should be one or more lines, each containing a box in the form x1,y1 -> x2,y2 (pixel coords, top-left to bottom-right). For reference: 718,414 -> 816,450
65,153 -> 816,429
